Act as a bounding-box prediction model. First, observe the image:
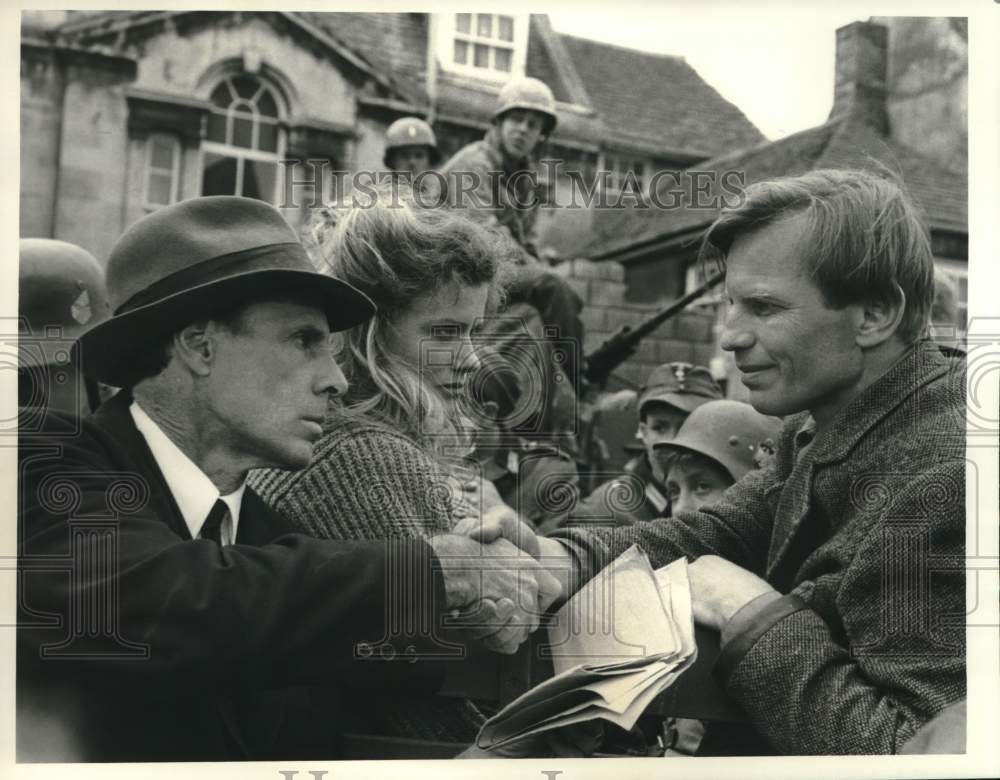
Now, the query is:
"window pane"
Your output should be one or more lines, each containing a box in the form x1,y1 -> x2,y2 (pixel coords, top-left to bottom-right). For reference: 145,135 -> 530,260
207,112 -> 227,143
456,13 -> 471,33
257,90 -> 278,118
201,152 -> 238,196
474,43 -> 489,68
232,99 -> 255,117
210,84 -> 231,108
231,75 -> 258,100
147,172 -> 172,206
258,121 -> 278,153
498,16 -> 514,42
477,14 -> 493,38
149,136 -> 175,170
242,159 -> 277,202
454,39 -> 468,64
232,116 -> 254,149
494,47 -> 512,72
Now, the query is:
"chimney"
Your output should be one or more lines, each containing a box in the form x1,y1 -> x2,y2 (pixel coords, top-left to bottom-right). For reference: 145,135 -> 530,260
829,21 -> 889,133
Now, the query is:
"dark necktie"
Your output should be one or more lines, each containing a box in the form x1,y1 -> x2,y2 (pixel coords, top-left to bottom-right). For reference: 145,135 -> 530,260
201,498 -> 230,545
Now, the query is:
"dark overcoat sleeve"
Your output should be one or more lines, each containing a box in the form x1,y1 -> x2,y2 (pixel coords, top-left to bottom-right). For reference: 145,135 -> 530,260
18,414 -> 460,693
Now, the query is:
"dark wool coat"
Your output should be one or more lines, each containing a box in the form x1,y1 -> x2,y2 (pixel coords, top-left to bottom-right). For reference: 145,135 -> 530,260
555,341 -> 966,754
17,391 -> 456,762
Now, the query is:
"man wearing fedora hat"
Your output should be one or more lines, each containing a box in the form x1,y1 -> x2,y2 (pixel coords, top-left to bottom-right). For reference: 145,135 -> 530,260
16,196 -> 559,762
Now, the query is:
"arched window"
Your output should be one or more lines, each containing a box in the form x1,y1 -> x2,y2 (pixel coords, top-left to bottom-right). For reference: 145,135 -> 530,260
201,74 -> 284,202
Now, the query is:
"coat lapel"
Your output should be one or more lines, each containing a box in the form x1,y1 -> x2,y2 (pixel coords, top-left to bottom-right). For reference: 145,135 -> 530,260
764,342 -> 953,587
93,391 -> 191,540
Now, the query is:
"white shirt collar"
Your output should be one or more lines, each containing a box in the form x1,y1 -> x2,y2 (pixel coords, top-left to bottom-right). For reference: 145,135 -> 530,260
130,400 -> 245,544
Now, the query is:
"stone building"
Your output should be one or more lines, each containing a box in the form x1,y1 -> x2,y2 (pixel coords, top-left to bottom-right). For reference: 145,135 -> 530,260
19,10 -> 763,266
571,18 -> 968,396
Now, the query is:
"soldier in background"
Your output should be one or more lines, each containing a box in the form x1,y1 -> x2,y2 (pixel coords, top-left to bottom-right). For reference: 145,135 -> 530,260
571,363 -> 722,526
383,116 -> 440,177
440,76 -> 585,394
18,239 -> 112,417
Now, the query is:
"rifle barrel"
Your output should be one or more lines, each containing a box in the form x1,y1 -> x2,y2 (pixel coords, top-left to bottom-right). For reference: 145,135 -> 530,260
583,271 -> 725,384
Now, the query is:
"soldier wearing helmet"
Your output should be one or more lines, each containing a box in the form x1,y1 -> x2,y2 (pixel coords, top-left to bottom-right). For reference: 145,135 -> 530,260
654,400 -> 783,515
440,76 -> 557,254
383,116 -> 441,177
571,363 -> 723,526
18,239 -> 112,417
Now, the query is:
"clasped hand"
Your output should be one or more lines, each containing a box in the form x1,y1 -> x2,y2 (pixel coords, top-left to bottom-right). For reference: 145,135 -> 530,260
429,516 -> 560,654
446,507 -> 778,637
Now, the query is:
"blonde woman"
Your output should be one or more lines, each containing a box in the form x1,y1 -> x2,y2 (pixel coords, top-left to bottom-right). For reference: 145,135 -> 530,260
250,190 -> 517,743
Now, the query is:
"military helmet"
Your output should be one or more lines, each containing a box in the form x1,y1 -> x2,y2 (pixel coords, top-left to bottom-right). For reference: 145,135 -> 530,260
19,238 -> 111,369
653,400 -> 783,483
492,77 -> 557,135
383,117 -> 440,166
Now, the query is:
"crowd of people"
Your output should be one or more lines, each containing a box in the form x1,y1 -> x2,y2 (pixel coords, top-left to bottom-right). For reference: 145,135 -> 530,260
16,74 -> 966,761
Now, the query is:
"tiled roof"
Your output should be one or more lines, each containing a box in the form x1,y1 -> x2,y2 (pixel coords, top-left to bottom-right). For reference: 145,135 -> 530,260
559,34 -> 765,159
589,114 -> 967,259
301,12 -> 430,106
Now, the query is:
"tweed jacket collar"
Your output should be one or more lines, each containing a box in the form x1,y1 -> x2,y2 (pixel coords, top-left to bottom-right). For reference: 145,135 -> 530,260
764,340 -> 957,584
797,340 -> 955,466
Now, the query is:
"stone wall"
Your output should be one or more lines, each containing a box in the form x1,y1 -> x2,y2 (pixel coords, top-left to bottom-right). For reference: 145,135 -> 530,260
551,257 -> 717,389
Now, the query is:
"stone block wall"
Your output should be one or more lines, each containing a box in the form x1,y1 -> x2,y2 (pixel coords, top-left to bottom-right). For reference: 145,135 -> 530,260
551,257 -> 717,389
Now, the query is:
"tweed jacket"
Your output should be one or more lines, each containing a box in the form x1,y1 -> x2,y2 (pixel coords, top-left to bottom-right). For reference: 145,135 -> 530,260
17,391 -> 454,761
554,341 -> 966,754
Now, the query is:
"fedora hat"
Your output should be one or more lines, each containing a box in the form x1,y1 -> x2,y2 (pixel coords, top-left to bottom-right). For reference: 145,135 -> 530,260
77,196 -> 375,386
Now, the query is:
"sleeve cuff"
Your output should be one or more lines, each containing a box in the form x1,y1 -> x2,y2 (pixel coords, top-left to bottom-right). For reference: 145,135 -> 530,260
714,593 -> 808,689
720,590 -> 784,646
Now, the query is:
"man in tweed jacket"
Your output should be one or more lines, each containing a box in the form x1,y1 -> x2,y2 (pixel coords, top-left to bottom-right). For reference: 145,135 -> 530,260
475,169 -> 966,755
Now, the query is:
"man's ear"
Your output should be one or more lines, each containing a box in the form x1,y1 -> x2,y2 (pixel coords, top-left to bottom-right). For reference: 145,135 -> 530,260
856,284 -> 906,348
171,321 -> 215,377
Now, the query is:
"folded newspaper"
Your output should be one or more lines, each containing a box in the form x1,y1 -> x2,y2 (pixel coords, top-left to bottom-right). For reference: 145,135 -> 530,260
476,545 -> 697,750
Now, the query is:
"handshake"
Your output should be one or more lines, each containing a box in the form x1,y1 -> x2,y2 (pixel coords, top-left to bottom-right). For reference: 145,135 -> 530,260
428,506 -> 571,654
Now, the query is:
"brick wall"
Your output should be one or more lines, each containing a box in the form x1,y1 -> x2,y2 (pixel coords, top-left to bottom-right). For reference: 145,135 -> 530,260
551,258 -> 717,389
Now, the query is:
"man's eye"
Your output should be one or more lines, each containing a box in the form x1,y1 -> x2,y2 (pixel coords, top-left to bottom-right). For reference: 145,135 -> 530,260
748,301 -> 778,316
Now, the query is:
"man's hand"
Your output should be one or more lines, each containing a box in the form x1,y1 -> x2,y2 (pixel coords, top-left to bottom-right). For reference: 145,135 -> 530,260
453,508 -> 577,603
688,555 -> 777,632
453,504 -> 540,558
428,534 -> 561,654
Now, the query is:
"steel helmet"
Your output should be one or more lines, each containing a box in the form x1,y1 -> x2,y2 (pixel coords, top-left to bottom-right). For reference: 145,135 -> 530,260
653,400 -> 783,483
19,238 -> 111,369
383,117 -> 440,166
492,77 -> 557,135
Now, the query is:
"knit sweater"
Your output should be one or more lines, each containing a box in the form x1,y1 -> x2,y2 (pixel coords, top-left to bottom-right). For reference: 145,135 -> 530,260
249,413 -> 486,743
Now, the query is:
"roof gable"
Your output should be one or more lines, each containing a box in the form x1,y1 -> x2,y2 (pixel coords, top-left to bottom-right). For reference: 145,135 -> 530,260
560,34 -> 765,159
